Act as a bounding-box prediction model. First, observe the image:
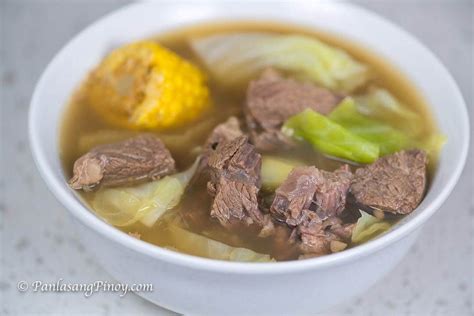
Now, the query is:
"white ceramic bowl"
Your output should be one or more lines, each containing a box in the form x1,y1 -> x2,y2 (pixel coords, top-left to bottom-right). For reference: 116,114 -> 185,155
29,2 -> 469,315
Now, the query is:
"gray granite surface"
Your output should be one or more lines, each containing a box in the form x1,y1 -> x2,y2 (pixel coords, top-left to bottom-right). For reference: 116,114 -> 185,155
0,0 -> 472,315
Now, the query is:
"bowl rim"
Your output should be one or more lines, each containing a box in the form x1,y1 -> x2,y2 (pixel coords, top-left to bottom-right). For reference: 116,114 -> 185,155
29,1 -> 470,274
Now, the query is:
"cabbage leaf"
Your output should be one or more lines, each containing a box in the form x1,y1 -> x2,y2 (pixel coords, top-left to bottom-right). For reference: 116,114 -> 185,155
329,98 -> 412,155
354,87 -> 424,137
91,160 -> 198,227
261,156 -> 304,190
353,89 -> 446,158
283,108 -> 379,163
351,210 -> 391,244
168,225 -> 274,262
191,33 -> 370,92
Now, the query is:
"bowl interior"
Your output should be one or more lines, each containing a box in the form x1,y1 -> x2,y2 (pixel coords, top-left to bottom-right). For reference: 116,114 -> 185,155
29,2 -> 469,271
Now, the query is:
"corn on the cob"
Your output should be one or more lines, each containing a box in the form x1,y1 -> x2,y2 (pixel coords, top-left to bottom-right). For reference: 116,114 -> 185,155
84,40 -> 210,129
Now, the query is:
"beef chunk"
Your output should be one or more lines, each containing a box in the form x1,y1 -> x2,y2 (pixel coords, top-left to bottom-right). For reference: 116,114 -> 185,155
207,136 -> 273,234
270,165 -> 353,226
313,165 -> 353,219
245,68 -> 343,150
204,116 -> 243,150
207,136 -> 260,187
270,166 -> 320,226
210,176 -> 261,226
69,134 -> 175,191
198,116 -> 244,173
350,149 -> 428,214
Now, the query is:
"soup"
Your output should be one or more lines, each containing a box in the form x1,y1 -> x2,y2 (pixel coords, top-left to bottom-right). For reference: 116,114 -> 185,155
60,22 -> 444,261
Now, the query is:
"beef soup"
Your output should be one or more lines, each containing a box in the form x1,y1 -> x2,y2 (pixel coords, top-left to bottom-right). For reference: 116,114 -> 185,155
60,22 -> 444,261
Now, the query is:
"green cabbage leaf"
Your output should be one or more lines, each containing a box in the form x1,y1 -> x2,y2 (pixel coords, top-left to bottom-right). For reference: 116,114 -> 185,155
283,108 -> 380,163
329,98 -> 412,155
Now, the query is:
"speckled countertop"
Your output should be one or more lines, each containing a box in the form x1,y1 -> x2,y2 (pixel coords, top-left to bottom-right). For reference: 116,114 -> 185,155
1,1 -> 472,315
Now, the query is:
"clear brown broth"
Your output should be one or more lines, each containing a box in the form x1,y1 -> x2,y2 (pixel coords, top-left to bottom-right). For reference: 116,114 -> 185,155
60,21 -> 438,261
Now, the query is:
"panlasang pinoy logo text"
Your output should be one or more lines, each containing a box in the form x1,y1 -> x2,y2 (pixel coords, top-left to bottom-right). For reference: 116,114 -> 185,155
17,279 -> 153,297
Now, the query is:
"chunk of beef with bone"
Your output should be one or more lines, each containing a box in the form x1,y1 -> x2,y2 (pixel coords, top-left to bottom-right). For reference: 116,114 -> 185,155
270,165 -> 354,257
69,134 -> 175,191
270,165 -> 353,226
245,68 -> 343,151
207,136 -> 273,234
350,149 -> 428,214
